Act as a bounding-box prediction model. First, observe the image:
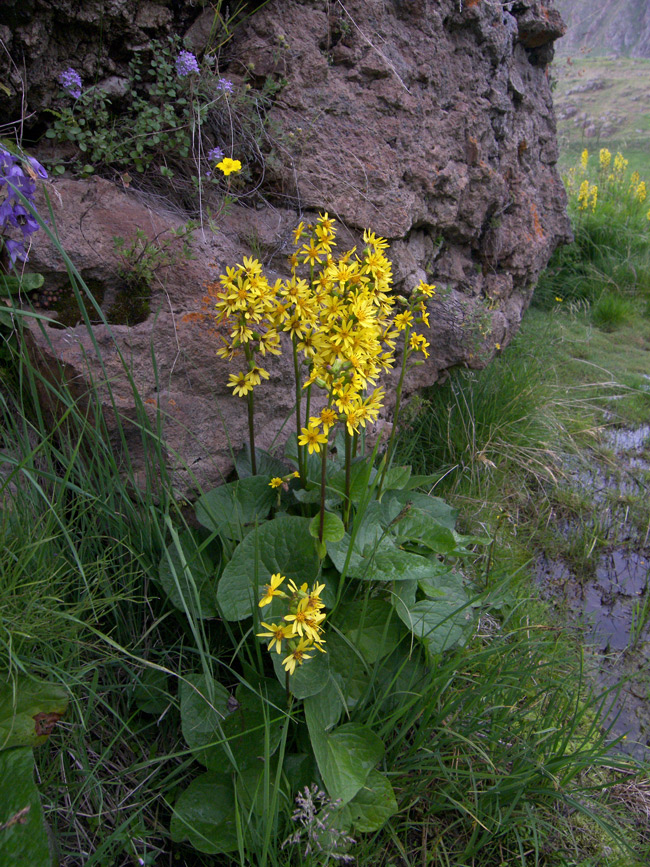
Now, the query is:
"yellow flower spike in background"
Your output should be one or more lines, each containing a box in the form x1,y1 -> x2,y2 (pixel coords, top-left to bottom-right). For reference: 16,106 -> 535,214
580,148 -> 589,170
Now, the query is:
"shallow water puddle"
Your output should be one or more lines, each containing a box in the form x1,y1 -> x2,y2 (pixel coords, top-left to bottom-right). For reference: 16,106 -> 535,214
536,424 -> 650,759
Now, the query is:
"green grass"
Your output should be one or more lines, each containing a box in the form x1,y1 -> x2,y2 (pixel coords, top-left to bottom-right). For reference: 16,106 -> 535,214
552,56 -> 650,174
4,99 -> 650,866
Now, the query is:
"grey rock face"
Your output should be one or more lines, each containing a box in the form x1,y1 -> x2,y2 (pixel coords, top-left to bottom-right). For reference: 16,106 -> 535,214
5,0 -> 570,497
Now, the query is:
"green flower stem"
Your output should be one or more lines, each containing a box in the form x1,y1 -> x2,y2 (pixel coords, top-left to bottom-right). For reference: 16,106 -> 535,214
247,390 -> 257,475
292,336 -> 305,484
304,382 -> 312,431
344,429 -> 352,530
318,432 -> 329,543
378,326 -> 411,495
244,342 -> 257,475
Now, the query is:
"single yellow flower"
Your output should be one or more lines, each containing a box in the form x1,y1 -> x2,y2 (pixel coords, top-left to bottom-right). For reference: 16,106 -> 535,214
259,573 -> 287,607
257,621 -> 290,654
228,372 -> 254,397
269,477 -> 284,489
217,157 -> 242,176
292,221 -> 305,245
417,281 -> 436,298
282,638 -> 314,674
298,424 -> 328,454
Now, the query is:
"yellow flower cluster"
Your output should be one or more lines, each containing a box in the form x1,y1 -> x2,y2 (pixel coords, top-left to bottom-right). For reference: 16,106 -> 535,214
577,179 -> 598,212
599,148 -> 611,170
257,574 -> 327,674
204,256 -> 282,397
207,213 -> 432,446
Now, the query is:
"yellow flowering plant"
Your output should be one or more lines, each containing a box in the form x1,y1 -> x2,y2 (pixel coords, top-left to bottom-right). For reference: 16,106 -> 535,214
538,147 -> 650,309
168,213 -> 486,858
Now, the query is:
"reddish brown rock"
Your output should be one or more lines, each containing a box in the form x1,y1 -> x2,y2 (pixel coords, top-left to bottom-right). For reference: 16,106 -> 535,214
8,0 -> 570,496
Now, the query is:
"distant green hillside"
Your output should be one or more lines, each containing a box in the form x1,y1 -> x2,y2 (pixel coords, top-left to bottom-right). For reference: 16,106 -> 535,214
552,55 -> 650,176
555,0 -> 650,58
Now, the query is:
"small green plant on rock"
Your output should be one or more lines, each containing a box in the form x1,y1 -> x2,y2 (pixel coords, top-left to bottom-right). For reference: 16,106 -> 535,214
110,223 -> 195,325
45,36 -> 278,208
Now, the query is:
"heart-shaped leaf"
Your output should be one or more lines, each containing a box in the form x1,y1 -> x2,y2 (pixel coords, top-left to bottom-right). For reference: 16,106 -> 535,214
195,476 -> 275,541
217,517 -> 319,621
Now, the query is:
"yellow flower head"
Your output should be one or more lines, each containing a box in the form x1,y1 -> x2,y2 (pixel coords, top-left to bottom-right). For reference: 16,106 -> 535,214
599,148 -> 611,170
417,281 -> 436,298
259,573 -> 287,607
217,157 -> 242,176
298,423 -> 328,454
269,477 -> 284,489
580,149 -> 589,170
228,371 -> 254,397
282,638 -> 314,675
257,621 -> 290,654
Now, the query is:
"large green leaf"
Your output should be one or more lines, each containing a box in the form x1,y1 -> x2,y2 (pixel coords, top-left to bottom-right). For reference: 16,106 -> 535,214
217,516 -> 319,620
387,490 -> 458,530
336,598 -> 403,664
394,589 -> 472,656
0,679 -> 68,750
309,510 -> 345,542
234,445 -> 291,480
0,747 -> 52,867
271,642 -> 330,699
170,773 -> 238,854
380,465 -> 411,491
392,507 -> 459,554
0,272 -> 44,295
329,459 -> 378,504
180,674 -> 285,770
347,769 -> 398,832
327,633 -> 369,710
353,543 -> 448,582
305,711 -> 384,806
195,476 -> 276,541
179,675 -> 230,768
157,530 -> 219,618
303,677 -> 344,731
327,532 -> 441,583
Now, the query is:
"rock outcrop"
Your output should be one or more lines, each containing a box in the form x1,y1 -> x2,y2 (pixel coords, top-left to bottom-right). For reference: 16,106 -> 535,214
2,0 -> 570,497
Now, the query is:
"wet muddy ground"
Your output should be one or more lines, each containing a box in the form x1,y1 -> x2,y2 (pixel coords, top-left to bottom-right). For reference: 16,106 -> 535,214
536,425 -> 650,760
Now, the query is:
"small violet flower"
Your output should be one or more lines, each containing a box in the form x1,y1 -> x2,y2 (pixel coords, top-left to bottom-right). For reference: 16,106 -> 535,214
207,146 -> 224,163
176,50 -> 200,77
0,148 -> 47,268
58,67 -> 82,99
216,78 -> 234,94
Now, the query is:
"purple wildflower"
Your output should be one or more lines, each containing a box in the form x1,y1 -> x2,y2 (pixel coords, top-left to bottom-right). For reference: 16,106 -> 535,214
58,67 -> 82,99
4,238 -> 27,268
176,50 -> 200,77
0,148 -> 47,268
216,78 -> 234,94
207,146 -> 224,163
27,156 -> 48,180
